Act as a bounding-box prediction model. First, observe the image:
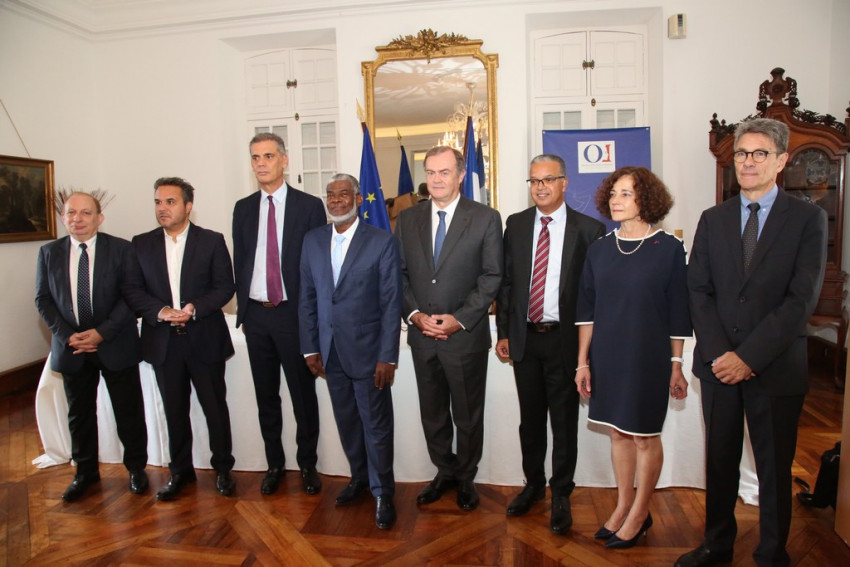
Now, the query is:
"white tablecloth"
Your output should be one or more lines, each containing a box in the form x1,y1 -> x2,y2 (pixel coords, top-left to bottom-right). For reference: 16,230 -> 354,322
33,315 -> 758,502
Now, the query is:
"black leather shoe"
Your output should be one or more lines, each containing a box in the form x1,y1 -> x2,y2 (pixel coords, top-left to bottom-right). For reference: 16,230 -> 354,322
550,494 -> 573,534
156,471 -> 197,502
375,495 -> 397,530
606,513 -> 653,549
128,469 -> 149,495
417,476 -> 456,504
506,484 -> 545,516
301,467 -> 322,495
62,472 -> 101,502
261,468 -> 284,495
674,545 -> 733,567
457,480 -> 479,511
335,480 -> 369,505
216,470 -> 236,496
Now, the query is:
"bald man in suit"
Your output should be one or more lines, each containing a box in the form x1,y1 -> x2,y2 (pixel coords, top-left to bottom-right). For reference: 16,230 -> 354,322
35,191 -> 148,502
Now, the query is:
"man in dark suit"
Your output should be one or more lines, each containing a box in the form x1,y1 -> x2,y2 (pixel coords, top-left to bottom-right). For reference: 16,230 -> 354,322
680,118 -> 827,567
35,191 -> 148,502
395,146 -> 503,511
299,173 -> 402,529
496,154 -> 604,534
123,177 -> 236,501
232,132 -> 326,495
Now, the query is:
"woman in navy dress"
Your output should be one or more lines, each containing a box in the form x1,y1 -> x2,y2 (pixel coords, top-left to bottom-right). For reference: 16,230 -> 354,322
575,166 -> 691,549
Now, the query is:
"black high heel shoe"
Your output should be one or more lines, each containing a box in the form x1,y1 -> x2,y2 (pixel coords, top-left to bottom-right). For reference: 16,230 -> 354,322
594,524 -> 618,539
605,513 -> 653,549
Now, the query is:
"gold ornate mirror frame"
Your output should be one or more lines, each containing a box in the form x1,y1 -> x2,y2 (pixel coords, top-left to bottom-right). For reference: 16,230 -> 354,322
362,29 -> 499,209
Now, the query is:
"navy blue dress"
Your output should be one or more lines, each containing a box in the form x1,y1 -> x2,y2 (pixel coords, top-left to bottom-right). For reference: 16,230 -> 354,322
576,229 -> 691,435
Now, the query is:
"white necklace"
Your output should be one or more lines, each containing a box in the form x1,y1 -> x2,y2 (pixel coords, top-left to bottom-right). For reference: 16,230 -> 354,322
615,224 -> 652,256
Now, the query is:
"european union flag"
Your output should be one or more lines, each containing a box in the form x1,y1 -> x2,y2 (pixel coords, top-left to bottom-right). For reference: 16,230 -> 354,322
358,124 -> 391,231
398,145 -> 414,195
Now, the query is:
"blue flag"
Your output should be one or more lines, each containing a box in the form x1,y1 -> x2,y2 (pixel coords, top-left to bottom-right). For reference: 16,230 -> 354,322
358,124 -> 391,231
397,145 -> 414,196
461,116 -> 482,202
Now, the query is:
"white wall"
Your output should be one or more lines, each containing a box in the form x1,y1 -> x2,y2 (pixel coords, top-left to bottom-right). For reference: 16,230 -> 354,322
1,0 -> 849,372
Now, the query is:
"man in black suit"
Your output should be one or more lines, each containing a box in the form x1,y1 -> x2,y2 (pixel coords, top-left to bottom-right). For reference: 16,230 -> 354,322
299,174 -> 402,529
123,177 -> 236,501
35,191 -> 148,502
232,132 -> 326,495
679,118 -> 827,567
496,154 -> 604,534
395,146 -> 503,511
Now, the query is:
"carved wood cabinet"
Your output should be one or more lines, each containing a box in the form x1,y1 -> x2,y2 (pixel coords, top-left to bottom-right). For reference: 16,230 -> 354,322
709,68 -> 850,382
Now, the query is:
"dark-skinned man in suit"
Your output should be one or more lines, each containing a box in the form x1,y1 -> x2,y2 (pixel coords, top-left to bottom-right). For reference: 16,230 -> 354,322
395,145 -> 503,511
232,133 -> 326,495
496,154 -> 604,533
123,177 -> 236,501
679,118 -> 827,567
299,173 -> 402,529
35,191 -> 148,502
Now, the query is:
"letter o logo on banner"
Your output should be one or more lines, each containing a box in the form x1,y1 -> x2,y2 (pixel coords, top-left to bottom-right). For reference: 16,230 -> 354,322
583,144 -> 603,163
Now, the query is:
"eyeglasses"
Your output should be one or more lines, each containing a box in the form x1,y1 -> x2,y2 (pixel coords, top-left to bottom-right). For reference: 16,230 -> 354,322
526,175 -> 565,188
732,150 -> 779,163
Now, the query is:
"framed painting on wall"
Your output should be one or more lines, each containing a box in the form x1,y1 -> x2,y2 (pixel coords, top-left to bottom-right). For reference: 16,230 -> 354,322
0,154 -> 55,243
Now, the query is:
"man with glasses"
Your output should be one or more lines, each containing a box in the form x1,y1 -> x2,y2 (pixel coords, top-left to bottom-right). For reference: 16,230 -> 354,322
395,146 -> 503,511
680,118 -> 827,567
496,155 -> 604,533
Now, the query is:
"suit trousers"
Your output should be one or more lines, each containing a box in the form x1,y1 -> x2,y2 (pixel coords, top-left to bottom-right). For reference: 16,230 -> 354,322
62,353 -> 147,475
325,344 -> 395,497
153,331 -> 235,474
411,346 -> 488,482
243,300 -> 319,469
700,378 -> 804,567
512,330 -> 579,496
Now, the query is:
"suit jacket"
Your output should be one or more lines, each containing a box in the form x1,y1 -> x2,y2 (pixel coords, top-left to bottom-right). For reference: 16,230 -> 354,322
35,233 -> 141,373
232,184 -> 326,329
122,223 -> 235,367
299,221 -> 402,377
688,189 -> 827,396
396,197 -> 503,353
496,205 -> 605,363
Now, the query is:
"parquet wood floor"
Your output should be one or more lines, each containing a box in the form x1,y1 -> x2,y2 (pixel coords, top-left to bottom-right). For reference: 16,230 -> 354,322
2,352 -> 848,566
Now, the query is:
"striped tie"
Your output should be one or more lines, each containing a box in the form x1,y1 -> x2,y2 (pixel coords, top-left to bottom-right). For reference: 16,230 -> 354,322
528,216 -> 552,323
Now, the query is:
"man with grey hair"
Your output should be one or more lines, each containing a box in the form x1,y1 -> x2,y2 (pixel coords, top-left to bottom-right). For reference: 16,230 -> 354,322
232,132 -> 326,496
299,173 -> 402,529
680,118 -> 827,567
496,154 -> 604,533
396,145 -> 503,511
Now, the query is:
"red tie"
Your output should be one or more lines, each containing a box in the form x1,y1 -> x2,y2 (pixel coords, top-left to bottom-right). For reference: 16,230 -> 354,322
528,216 -> 552,323
266,195 -> 284,305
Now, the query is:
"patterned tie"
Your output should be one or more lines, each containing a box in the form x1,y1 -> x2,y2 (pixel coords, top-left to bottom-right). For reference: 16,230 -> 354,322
77,243 -> 93,329
266,195 -> 284,305
332,234 -> 345,286
742,202 -> 760,272
528,216 -> 552,323
433,210 -> 447,267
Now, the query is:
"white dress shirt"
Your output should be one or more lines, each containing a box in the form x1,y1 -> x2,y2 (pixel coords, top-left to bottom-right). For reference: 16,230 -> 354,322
68,234 -> 97,326
529,203 -> 567,323
164,223 -> 190,309
250,183 -> 287,302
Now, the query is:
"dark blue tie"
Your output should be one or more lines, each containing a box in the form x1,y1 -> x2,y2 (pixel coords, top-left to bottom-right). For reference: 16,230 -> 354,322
742,202 -> 760,271
434,210 -> 447,267
77,243 -> 93,328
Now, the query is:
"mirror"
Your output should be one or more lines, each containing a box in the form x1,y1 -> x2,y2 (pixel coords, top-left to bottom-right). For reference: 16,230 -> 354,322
362,30 -> 499,208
